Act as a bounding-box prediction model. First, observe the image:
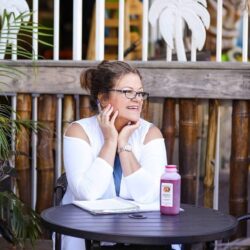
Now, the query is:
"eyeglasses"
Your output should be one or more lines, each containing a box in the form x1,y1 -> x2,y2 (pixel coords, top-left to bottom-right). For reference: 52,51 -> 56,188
109,89 -> 149,100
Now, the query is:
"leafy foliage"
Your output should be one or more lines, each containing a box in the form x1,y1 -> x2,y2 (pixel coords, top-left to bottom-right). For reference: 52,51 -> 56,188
0,10 -> 53,59
0,7 -> 52,248
0,103 -> 40,161
0,10 -> 53,85
0,190 -> 42,248
0,105 -> 43,247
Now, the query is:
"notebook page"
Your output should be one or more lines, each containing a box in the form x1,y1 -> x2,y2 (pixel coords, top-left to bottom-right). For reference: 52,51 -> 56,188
73,197 -> 139,214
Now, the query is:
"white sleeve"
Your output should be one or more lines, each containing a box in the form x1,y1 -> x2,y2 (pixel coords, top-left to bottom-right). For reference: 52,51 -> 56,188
63,136 -> 113,200
123,138 -> 167,203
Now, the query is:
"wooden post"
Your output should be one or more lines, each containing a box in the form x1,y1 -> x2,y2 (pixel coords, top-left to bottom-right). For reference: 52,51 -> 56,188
203,100 -> 219,208
179,99 -> 198,204
162,99 -> 176,164
16,94 -> 32,206
36,95 -> 56,213
229,100 -> 250,237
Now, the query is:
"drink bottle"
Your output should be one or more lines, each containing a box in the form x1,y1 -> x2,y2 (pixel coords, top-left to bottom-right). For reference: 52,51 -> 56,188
160,165 -> 181,215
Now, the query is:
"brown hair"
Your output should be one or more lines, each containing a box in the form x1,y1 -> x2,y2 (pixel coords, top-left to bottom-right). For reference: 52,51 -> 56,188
80,60 -> 142,111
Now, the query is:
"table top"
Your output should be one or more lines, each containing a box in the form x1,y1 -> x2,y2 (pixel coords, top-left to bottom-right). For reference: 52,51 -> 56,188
41,204 -> 238,245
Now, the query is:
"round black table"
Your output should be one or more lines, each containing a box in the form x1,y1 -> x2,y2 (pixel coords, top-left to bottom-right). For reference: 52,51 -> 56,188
41,204 -> 237,248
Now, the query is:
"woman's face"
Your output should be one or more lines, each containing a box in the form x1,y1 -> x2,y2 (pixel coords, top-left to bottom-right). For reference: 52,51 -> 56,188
108,73 -> 144,126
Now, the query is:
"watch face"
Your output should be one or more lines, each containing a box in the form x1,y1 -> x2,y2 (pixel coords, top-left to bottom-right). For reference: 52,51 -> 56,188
118,144 -> 132,153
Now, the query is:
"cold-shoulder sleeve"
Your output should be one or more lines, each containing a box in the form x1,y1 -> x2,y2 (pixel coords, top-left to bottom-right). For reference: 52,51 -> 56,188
123,138 -> 167,203
63,136 -> 113,200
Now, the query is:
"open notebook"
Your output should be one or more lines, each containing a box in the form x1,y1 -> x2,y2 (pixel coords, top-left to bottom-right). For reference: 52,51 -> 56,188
73,197 -> 159,215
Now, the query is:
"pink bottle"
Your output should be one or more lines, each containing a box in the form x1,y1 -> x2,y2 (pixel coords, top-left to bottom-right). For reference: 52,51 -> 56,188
160,165 -> 181,215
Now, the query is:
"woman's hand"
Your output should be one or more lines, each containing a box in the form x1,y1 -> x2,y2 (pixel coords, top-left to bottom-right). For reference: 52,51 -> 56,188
97,104 -> 119,143
118,120 -> 140,147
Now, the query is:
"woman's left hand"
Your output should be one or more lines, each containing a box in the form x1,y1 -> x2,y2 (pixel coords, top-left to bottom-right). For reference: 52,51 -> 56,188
118,120 -> 140,147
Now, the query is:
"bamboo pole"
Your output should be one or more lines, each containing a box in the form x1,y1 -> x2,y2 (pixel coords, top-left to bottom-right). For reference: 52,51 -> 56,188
36,95 -> 56,213
79,96 -> 93,119
195,101 -> 204,206
16,94 -> 32,206
63,95 -> 75,133
145,99 -> 162,127
179,99 -> 198,204
62,95 -> 75,176
229,100 -> 250,237
162,99 -> 176,164
248,101 -> 250,171
203,100 -> 219,208
141,98 -> 149,121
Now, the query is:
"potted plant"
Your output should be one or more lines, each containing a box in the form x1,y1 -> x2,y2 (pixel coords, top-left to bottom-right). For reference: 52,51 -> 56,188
0,4 -> 52,248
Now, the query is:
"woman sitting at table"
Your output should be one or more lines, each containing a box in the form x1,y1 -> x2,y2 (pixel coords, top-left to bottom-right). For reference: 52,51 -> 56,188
62,60 -> 167,250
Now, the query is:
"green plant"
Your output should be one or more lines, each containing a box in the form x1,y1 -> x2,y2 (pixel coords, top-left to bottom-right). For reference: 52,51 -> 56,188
0,177 -> 42,247
0,9 -> 52,248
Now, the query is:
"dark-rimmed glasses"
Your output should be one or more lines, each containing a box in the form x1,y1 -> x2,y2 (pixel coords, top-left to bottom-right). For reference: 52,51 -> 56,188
109,89 -> 149,100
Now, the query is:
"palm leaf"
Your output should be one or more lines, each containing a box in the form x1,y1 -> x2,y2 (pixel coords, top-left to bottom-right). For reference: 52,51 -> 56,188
181,8 -> 206,50
0,3 -> 52,248
148,0 -> 170,26
174,13 -> 187,61
159,8 -> 175,49
0,161 -> 17,182
0,191 -> 42,248
196,0 -> 207,8
0,103 -> 44,161
185,2 -> 210,29
0,11 -> 53,60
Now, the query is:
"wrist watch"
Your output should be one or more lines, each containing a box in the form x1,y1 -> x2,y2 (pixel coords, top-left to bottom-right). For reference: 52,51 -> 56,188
118,144 -> 132,153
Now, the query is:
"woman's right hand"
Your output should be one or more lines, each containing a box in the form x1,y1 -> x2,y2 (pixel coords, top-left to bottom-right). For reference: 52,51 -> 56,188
97,104 -> 119,143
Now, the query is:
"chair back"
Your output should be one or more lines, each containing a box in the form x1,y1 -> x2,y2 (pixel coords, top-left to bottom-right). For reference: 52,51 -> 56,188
53,173 -> 67,250
54,172 -> 68,206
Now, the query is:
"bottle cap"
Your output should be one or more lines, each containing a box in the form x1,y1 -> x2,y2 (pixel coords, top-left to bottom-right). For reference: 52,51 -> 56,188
165,165 -> 177,169
165,165 -> 178,172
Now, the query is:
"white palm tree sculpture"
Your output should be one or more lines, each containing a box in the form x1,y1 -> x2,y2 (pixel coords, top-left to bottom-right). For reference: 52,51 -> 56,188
0,0 -> 30,59
149,0 -> 210,61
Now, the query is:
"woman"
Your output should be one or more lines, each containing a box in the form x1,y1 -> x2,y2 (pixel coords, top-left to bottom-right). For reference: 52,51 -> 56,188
62,61 -> 167,250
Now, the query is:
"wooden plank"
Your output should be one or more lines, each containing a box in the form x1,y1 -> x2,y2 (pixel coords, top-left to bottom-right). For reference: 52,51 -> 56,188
1,61 -> 250,99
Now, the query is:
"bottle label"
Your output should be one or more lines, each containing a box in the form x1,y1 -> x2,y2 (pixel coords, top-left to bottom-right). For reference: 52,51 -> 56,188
161,182 -> 173,207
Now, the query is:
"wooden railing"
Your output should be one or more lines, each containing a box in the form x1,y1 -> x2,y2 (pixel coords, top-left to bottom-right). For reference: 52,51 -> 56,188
2,60 -> 250,236
3,61 -> 250,98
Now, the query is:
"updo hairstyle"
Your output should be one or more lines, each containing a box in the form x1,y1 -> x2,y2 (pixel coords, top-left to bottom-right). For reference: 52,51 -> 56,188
80,60 -> 142,112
